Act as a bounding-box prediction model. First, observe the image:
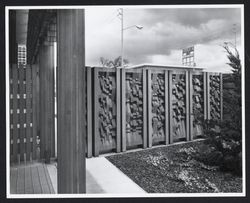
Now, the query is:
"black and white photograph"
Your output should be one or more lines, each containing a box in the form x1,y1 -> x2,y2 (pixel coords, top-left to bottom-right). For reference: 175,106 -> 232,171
5,4 -> 245,198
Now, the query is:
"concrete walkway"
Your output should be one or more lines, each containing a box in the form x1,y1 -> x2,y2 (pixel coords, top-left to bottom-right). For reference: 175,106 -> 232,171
86,157 -> 146,194
45,157 -> 146,194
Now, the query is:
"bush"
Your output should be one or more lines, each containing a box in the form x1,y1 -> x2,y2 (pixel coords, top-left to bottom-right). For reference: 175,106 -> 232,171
198,45 -> 242,176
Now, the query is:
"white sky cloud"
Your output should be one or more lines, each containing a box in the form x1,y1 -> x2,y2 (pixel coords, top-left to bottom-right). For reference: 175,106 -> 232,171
85,6 -> 243,72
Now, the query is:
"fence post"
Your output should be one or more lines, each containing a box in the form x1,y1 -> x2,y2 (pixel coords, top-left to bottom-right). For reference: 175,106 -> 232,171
203,72 -> 207,121
93,68 -> 100,157
147,69 -> 152,148
121,68 -> 126,152
87,67 -> 92,158
185,71 -> 190,141
32,64 -> 38,160
189,71 -> 193,141
26,65 -> 32,162
164,70 -> 169,145
19,65 -> 25,163
12,64 -> 18,163
206,72 -> 211,120
220,73 -> 223,121
168,71 -> 173,144
116,68 -> 121,153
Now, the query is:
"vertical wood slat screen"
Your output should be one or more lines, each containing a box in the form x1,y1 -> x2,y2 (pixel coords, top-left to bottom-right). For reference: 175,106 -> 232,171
10,64 -> 38,164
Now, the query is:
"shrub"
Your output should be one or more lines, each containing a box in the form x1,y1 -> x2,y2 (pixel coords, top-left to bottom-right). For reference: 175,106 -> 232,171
198,44 -> 242,176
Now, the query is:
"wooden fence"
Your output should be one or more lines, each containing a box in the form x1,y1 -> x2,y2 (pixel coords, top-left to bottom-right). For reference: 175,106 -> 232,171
85,66 -> 223,157
9,64 -> 224,162
9,64 -> 40,164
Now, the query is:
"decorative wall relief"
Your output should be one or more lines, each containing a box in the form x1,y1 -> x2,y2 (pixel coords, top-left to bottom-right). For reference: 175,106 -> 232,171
209,75 -> 221,120
151,73 -> 165,143
98,72 -> 116,150
192,75 -> 204,137
172,74 -> 186,140
126,72 -> 143,146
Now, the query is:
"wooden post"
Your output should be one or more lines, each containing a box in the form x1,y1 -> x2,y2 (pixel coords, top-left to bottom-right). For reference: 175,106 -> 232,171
143,69 -> 148,149
93,68 -> 99,157
121,68 -> 126,152
116,68 -> 121,153
19,65 -> 25,162
185,71 -> 190,141
26,65 -> 32,161
147,69 -> 152,148
86,67 -> 92,158
168,71 -> 173,144
57,9 -> 86,193
206,72 -> 211,120
39,44 -> 55,162
164,71 -> 169,145
32,64 -> 38,160
203,72 -> 207,121
220,73 -> 223,121
12,64 -> 18,163
189,71 -> 193,141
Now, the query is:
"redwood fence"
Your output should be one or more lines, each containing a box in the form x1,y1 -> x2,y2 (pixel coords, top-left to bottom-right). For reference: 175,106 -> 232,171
9,64 -> 224,163
84,66 -> 224,157
9,64 -> 40,164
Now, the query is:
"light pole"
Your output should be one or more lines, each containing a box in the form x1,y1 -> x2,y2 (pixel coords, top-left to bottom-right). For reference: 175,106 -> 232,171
120,8 -> 143,69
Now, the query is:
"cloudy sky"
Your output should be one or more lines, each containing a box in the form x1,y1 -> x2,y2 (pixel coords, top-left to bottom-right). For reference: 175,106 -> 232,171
85,6 -> 242,72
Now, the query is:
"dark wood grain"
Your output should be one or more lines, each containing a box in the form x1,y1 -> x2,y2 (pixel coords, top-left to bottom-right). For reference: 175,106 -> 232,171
57,9 -> 86,193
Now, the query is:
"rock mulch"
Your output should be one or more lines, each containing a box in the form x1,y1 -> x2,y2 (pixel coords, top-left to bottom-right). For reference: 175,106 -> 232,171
106,141 -> 242,193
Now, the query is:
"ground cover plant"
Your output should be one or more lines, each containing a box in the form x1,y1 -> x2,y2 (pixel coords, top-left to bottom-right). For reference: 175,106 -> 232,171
106,141 -> 242,193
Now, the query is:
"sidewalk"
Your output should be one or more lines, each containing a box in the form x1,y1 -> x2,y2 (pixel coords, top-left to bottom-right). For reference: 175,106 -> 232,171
46,157 -> 146,194
86,157 -> 146,194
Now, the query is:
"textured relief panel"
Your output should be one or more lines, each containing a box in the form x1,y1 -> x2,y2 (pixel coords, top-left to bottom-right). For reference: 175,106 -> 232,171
210,74 -> 221,120
151,73 -> 165,143
126,72 -> 143,146
192,75 -> 204,137
172,74 -> 186,140
98,72 -> 116,150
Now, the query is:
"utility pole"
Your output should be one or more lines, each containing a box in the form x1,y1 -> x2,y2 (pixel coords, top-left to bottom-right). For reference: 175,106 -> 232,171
121,8 -> 124,69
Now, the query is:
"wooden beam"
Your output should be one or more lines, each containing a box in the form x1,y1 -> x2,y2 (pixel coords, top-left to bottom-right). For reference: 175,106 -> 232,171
220,73 -> 223,121
93,68 -> 100,157
147,69 -> 152,148
57,9 -> 86,193
12,64 -> 18,163
116,68 -> 121,153
203,72 -> 207,121
164,71 -> 169,145
206,72 -> 211,120
19,65 -> 25,163
32,64 -> 39,160
39,44 -> 55,162
26,65 -> 32,161
143,69 -> 147,149
86,67 -> 92,158
121,68 -> 126,152
189,71 -> 193,141
168,71 -> 173,144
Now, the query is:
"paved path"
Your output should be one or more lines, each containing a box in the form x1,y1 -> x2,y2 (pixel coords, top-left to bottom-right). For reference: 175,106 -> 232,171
10,157 -> 146,194
10,162 -> 55,194
86,157 -> 146,194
